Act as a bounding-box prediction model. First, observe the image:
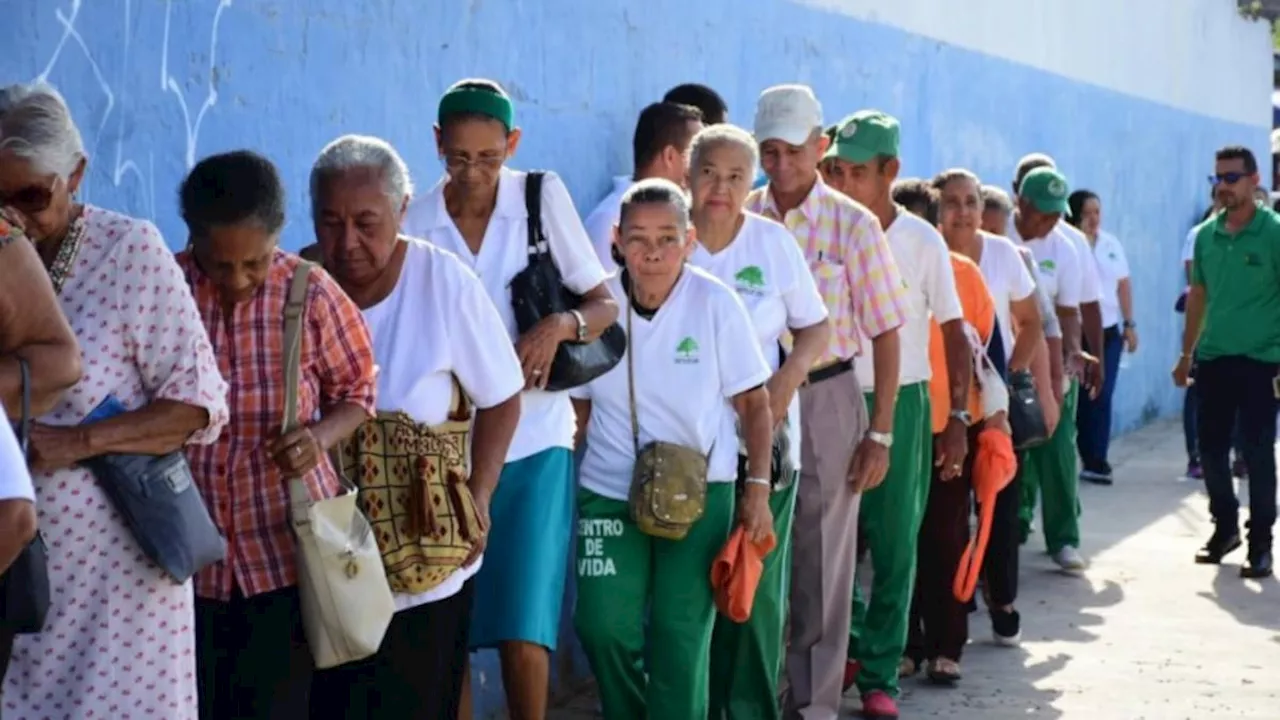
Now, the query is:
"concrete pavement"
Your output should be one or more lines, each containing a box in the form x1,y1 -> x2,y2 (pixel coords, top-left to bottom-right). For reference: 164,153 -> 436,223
548,421 -> 1280,719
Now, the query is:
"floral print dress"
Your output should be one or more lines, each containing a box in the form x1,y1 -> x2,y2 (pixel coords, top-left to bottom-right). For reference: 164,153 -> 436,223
2,205 -> 229,719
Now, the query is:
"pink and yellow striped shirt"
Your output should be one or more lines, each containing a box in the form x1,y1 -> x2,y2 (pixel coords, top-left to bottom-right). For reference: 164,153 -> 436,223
747,179 -> 907,366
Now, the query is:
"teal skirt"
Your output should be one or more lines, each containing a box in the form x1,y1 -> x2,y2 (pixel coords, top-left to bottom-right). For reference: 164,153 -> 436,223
469,447 -> 575,651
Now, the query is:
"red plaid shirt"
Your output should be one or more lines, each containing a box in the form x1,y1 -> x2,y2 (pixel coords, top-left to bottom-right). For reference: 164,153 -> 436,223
177,249 -> 377,601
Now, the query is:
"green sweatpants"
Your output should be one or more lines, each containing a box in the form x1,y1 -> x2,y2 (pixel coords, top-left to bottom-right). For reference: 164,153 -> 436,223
848,382 -> 931,697
708,479 -> 798,720
573,483 -> 735,720
1020,379 -> 1081,554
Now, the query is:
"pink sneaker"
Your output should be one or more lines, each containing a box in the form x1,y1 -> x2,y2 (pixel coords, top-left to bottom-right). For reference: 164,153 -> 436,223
860,690 -> 899,719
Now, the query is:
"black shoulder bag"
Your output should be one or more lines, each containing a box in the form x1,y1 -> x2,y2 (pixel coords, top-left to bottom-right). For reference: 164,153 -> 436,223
0,358 -> 52,635
508,171 -> 626,391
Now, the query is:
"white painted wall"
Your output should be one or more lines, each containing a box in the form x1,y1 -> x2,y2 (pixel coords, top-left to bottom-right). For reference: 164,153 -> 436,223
793,0 -> 1273,127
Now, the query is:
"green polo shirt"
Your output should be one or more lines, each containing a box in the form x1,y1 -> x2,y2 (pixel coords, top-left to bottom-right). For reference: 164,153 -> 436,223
1191,206 -> 1280,363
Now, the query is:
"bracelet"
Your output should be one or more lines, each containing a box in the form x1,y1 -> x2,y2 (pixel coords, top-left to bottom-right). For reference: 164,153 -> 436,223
744,477 -> 771,487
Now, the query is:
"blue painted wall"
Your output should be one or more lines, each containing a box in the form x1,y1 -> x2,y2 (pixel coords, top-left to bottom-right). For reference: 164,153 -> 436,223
4,0 -> 1270,715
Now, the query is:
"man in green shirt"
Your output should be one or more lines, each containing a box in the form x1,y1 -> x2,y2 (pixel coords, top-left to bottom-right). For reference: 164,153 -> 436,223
1174,145 -> 1280,579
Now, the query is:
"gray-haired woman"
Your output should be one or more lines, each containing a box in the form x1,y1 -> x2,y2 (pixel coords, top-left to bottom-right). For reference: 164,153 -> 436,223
304,134 -> 524,720
683,124 -> 831,718
570,178 -> 774,720
0,81 -> 229,719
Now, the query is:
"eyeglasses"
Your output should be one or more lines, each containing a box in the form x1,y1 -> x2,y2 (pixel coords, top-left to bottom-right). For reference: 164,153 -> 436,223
0,176 -> 59,214
441,152 -> 505,172
1209,172 -> 1249,186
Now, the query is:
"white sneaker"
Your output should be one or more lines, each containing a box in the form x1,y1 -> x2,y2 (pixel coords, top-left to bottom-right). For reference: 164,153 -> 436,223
1053,546 -> 1088,572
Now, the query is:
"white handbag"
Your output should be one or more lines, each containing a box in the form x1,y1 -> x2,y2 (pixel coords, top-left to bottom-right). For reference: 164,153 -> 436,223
282,261 -> 395,670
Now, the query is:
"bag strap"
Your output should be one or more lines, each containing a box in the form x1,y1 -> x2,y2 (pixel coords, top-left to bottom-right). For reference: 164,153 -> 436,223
447,375 -> 472,422
16,357 -> 30,459
524,171 -> 548,258
626,297 -> 640,456
282,261 -> 315,434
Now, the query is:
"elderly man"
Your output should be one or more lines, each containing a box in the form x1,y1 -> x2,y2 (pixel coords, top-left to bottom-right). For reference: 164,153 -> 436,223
747,84 -> 908,720
1006,166 -> 1089,572
817,110 -> 968,719
1176,145 -> 1280,579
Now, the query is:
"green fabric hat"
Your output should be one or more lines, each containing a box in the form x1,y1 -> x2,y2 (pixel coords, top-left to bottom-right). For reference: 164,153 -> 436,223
823,110 -> 900,163
1018,167 -> 1071,214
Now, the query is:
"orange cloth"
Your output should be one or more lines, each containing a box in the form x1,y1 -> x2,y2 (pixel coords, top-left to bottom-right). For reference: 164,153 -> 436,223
928,253 -> 996,433
710,526 -> 777,623
953,427 -> 1018,603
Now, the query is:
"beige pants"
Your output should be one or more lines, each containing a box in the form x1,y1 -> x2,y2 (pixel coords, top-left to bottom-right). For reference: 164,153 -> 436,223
785,369 -> 868,720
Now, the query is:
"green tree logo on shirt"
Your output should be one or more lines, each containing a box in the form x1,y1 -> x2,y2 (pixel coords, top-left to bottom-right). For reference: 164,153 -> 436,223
675,336 -> 700,363
1038,259 -> 1056,274
735,265 -> 766,291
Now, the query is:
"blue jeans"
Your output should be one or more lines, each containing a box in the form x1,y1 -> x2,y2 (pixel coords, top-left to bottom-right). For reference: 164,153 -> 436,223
1076,325 -> 1123,469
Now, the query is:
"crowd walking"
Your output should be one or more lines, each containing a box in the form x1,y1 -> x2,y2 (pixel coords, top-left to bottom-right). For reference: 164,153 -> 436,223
0,67 -> 1273,720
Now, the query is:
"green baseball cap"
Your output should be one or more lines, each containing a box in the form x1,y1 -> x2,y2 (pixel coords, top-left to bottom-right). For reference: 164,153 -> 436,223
1017,166 -> 1070,214
823,110 -> 900,164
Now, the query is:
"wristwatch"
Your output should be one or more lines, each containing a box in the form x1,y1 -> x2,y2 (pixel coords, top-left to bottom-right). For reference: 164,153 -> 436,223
948,409 -> 972,425
1123,320 -> 1136,330
569,309 -> 588,342
866,431 -> 893,448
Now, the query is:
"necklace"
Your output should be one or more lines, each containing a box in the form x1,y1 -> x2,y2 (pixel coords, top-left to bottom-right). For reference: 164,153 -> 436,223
47,211 -> 88,295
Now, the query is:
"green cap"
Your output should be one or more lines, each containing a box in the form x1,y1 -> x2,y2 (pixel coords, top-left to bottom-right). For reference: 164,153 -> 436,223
823,110 -> 900,163
1017,167 -> 1070,214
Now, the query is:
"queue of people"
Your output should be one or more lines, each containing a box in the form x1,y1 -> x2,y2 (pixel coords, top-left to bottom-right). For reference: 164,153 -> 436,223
0,70 -> 1211,720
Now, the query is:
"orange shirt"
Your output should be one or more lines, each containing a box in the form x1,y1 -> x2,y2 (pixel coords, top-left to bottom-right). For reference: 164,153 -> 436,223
928,253 -> 995,433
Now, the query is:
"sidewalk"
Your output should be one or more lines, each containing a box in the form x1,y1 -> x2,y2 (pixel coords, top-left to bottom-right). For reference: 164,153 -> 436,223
548,421 -> 1280,718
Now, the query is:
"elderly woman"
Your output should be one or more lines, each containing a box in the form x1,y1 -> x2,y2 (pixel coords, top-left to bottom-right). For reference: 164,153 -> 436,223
681,124 -> 831,718
570,178 -> 773,719
400,78 -> 617,718
304,134 -> 523,719
1068,190 -> 1135,485
935,169 -> 1056,650
0,82 -> 229,718
175,149 -> 378,719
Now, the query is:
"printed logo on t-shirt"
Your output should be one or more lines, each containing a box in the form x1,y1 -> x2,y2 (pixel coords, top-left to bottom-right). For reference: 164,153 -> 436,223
1038,259 -> 1056,274
734,265 -> 766,295
675,336 -> 701,364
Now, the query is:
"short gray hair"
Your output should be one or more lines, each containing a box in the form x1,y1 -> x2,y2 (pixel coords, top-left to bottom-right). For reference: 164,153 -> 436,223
0,82 -> 85,178
688,124 -> 759,177
618,178 -> 691,237
1013,152 -> 1055,190
981,184 -> 1014,213
310,134 -> 414,215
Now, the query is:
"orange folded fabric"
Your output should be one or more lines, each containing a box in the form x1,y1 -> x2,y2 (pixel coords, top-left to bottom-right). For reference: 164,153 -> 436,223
953,427 -> 1018,603
710,526 -> 777,623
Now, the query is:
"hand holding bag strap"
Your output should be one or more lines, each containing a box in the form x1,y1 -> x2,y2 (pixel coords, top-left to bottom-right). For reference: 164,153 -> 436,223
525,171 -> 547,258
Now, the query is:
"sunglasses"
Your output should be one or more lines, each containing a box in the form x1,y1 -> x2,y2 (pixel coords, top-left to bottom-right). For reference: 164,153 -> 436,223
1208,172 -> 1250,186
0,176 -> 58,214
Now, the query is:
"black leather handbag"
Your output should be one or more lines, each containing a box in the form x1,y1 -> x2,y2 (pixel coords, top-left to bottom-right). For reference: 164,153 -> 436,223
1007,369 -> 1049,451
508,171 -> 625,392
0,359 -> 51,636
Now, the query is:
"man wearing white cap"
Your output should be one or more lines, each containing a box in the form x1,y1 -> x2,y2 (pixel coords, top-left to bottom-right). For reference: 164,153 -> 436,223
747,84 -> 908,720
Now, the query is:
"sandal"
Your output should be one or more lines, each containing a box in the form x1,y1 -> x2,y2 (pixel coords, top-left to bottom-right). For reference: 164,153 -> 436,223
927,657 -> 962,685
898,656 -> 919,678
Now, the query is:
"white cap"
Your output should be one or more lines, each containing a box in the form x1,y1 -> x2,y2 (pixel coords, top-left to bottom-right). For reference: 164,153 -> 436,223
753,84 -> 823,146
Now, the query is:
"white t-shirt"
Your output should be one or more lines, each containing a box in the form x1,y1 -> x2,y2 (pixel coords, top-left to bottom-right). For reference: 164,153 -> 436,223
402,167 -> 609,463
1181,227 -> 1198,265
360,238 -> 525,610
854,209 -> 963,388
570,268 -> 771,500
582,176 -> 632,274
688,213 -> 829,470
976,232 -> 1037,361
1092,230 -> 1131,328
1008,217 -> 1082,308
1056,221 -> 1103,305
0,419 -> 34,503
